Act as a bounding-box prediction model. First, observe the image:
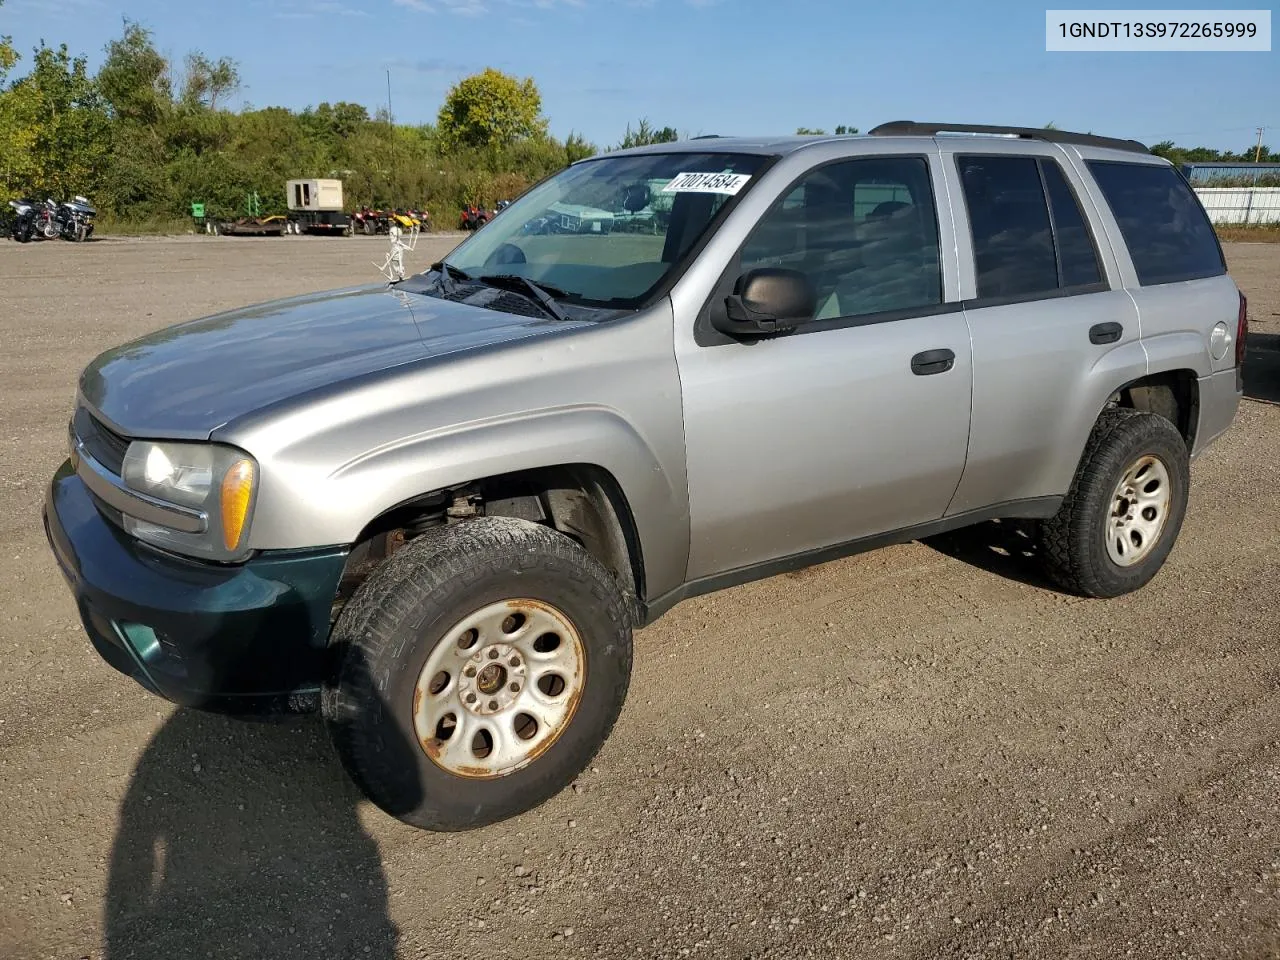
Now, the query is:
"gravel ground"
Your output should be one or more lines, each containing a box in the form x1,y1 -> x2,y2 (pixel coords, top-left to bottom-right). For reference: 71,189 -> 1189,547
0,235 -> 1277,960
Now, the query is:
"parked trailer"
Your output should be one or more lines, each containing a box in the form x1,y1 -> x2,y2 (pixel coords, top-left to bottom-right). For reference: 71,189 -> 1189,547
209,215 -> 290,237
286,178 -> 352,236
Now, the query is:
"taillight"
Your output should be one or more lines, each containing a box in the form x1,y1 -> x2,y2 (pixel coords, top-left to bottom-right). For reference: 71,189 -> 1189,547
1236,289 -> 1248,367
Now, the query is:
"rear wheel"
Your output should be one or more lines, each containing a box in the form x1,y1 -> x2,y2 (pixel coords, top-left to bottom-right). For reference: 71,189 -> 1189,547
1040,408 -> 1189,598
323,517 -> 632,831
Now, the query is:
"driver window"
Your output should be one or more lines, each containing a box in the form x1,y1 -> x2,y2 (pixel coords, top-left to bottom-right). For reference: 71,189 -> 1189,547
740,157 -> 943,321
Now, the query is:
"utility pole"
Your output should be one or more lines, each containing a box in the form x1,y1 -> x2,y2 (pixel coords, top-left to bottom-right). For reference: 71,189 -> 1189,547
1255,126 -> 1264,164
386,69 -> 393,127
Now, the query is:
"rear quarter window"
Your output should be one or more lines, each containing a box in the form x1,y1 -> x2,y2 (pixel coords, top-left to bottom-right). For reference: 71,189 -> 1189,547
1086,161 -> 1226,286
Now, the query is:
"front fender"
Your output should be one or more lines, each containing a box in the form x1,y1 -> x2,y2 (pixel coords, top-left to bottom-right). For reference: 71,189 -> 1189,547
219,302 -> 690,599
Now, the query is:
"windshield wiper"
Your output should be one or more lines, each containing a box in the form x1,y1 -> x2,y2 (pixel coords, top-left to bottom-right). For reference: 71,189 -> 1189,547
475,273 -> 574,322
430,260 -> 471,295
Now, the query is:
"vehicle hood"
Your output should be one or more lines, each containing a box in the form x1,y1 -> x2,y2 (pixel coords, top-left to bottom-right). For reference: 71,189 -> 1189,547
80,284 -> 586,439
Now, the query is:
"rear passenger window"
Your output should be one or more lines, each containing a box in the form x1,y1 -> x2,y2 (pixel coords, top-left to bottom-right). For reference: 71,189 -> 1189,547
1086,161 -> 1226,286
1041,161 -> 1102,287
958,156 -> 1059,299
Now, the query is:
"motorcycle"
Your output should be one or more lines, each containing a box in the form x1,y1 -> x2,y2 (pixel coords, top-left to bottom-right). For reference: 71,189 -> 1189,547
55,195 -> 96,241
32,199 -> 60,240
8,199 -> 37,243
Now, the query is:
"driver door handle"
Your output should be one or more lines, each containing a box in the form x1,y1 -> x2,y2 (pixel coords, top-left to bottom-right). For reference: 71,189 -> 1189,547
911,348 -> 955,376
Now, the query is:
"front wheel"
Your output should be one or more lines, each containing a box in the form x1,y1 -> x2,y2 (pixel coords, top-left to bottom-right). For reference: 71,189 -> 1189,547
1039,408 -> 1190,598
323,517 -> 633,831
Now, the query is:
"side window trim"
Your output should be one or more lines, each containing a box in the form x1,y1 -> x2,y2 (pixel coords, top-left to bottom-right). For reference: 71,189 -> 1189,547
1038,155 -> 1108,292
693,152 -> 951,347
954,152 -> 1113,308
1035,158 -> 1066,289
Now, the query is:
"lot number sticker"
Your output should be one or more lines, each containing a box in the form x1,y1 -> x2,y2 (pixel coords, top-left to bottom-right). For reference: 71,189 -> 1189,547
662,172 -> 752,195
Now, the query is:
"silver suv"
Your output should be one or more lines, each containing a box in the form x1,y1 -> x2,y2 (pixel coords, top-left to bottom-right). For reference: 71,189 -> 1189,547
44,122 -> 1247,830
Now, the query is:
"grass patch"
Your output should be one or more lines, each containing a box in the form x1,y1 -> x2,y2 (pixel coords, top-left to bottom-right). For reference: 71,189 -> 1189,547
1216,224 -> 1280,243
96,216 -> 197,236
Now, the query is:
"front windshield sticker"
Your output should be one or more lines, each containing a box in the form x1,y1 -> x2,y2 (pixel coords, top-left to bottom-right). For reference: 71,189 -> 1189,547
661,172 -> 752,195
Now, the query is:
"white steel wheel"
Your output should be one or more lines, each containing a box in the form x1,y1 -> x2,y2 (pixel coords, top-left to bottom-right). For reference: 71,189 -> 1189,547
412,598 -> 586,779
1105,454 -> 1172,567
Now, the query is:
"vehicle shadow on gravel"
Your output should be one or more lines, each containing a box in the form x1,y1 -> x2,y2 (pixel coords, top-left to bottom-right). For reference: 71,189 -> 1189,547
103,699 -> 410,960
1244,331 -> 1280,404
922,518 -> 1055,589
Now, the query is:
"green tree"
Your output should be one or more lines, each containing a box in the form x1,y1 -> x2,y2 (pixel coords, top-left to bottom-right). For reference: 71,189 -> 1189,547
5,42 -> 109,197
0,0 -> 30,191
564,131 -> 596,163
436,68 -> 546,149
795,127 -> 826,135
97,21 -> 171,126
0,1 -> 17,83
833,125 -> 858,135
179,52 -> 240,110
616,119 -> 678,149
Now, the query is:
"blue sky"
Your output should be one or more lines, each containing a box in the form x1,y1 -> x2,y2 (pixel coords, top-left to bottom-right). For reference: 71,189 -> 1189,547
4,0 -> 1277,151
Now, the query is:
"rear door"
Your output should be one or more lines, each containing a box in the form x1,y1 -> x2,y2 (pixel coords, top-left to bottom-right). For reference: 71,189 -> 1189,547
675,151 -> 974,580
942,144 -> 1145,515
1082,159 -> 1238,377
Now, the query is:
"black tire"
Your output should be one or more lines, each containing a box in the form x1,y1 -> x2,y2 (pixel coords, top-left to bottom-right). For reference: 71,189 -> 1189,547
13,221 -> 33,243
1040,408 -> 1190,598
323,517 -> 633,831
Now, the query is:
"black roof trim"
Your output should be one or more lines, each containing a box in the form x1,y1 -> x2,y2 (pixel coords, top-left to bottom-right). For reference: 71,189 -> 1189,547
868,121 -> 1149,155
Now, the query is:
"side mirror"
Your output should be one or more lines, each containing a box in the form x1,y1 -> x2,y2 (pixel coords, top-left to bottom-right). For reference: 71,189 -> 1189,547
715,268 -> 817,337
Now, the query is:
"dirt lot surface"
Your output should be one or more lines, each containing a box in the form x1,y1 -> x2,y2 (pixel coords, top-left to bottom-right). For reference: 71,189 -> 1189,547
1,235 -> 1278,960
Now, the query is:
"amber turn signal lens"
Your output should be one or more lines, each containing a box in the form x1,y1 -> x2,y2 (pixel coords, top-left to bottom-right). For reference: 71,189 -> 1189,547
219,459 -> 255,552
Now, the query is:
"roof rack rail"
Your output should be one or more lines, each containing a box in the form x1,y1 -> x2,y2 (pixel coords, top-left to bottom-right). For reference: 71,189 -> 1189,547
867,121 -> 1149,155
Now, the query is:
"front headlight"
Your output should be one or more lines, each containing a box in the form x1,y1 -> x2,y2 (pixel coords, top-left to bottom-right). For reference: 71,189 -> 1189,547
121,441 -> 258,560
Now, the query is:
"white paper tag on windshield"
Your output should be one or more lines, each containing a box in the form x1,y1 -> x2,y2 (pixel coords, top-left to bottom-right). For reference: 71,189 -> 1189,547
661,172 -> 752,195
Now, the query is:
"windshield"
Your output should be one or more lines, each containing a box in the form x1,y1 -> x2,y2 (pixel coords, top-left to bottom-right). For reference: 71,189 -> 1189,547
438,152 -> 769,308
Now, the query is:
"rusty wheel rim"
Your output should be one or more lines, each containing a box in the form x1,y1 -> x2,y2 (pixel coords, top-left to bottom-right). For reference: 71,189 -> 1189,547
412,599 -> 586,779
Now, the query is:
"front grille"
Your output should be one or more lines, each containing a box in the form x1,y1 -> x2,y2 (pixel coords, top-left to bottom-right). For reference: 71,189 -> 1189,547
73,406 -> 130,474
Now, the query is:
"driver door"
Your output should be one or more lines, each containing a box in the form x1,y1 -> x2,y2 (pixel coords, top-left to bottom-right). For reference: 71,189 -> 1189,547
675,153 -> 974,580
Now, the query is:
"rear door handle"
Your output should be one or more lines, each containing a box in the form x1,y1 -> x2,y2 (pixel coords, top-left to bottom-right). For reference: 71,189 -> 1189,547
911,348 -> 955,376
1089,322 -> 1123,345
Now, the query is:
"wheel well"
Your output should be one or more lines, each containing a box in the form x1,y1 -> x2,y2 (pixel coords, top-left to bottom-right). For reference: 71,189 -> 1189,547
332,465 -> 645,625
1112,369 -> 1198,449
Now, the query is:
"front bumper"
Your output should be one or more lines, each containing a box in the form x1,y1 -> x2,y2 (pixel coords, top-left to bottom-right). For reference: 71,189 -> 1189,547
43,460 -> 348,713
